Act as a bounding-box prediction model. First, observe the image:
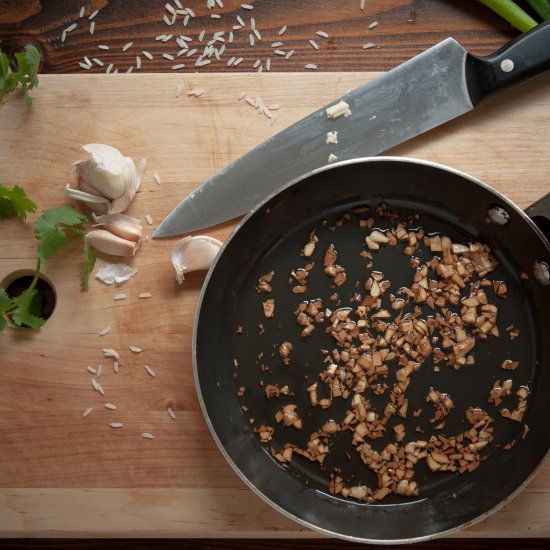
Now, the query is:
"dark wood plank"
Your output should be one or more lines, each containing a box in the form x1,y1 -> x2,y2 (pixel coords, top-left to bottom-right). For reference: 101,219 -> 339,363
0,0 -> 535,74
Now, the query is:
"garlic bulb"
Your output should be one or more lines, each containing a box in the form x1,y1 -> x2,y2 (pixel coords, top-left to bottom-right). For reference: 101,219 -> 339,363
65,144 -> 147,215
92,213 -> 142,243
87,229 -> 139,257
172,235 -> 223,284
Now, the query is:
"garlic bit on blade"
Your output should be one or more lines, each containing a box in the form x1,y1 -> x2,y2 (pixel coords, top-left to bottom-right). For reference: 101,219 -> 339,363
87,213 -> 142,257
65,144 -> 147,214
172,235 -> 223,284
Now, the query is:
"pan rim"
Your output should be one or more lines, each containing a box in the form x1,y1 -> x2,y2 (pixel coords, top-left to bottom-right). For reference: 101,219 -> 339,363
192,155 -> 550,543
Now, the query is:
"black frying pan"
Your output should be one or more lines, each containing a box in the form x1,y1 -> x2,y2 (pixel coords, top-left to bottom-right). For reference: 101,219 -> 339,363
194,157 -> 550,543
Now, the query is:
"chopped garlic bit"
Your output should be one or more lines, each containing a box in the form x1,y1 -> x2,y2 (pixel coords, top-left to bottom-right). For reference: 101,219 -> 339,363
326,131 -> 338,144
328,153 -> 338,163
96,263 -> 138,285
326,100 -> 351,120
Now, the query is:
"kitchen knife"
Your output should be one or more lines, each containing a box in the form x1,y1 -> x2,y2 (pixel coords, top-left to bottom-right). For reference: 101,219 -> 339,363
153,21 -> 550,238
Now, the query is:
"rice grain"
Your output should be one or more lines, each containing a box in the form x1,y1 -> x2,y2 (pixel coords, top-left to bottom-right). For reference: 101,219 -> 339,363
153,172 -> 161,184
89,22 -> 95,35
83,407 -> 93,418
139,292 -> 152,299
89,9 -> 99,19
105,403 -> 117,410
278,25 -> 287,35
114,293 -> 127,301
97,364 -> 103,378
123,41 -> 133,52
142,432 -> 155,439
143,50 -> 154,60
98,44 -> 110,50
87,366 -> 97,374
145,365 -> 156,377
103,348 -> 120,360
130,346 -> 143,353
168,407 -> 177,419
110,422 -> 124,428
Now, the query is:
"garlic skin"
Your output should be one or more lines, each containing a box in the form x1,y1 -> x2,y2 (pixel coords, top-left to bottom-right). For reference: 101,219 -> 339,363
172,235 -> 223,284
92,213 -> 142,243
65,144 -> 147,215
87,229 -> 139,257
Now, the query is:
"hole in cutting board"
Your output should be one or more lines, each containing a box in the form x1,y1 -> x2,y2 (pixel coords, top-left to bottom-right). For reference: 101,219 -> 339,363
1,269 -> 57,327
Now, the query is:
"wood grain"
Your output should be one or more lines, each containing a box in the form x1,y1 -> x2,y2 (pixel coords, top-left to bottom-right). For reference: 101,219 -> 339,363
0,0 -> 534,74
0,73 -> 549,538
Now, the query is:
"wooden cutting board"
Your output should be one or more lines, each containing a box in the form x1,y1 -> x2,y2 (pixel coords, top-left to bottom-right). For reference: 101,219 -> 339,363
1,73 -> 550,538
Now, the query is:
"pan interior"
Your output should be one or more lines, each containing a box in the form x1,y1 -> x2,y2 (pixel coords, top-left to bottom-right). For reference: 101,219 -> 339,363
195,159 -> 550,542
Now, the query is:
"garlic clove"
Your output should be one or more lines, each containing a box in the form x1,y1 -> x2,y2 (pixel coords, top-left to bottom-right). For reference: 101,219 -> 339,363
92,213 -> 142,243
65,143 -> 147,215
172,235 -> 223,284
87,229 -> 139,257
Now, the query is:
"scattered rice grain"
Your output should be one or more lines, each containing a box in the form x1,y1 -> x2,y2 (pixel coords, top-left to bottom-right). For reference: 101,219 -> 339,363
195,58 -> 211,67
360,0 -> 366,9
136,56 -> 142,69
172,63 -> 186,70
87,366 -> 97,374
249,34 -> 255,46
168,407 -> 177,419
106,64 -> 113,73
122,41 -> 133,52
103,348 -> 120,360
186,48 -> 198,57
130,346 -> 143,353
139,292 -> 152,299
163,14 -> 173,25
145,214 -> 153,225
153,171 -> 161,184
113,361 -> 119,373
114,293 -> 127,301
166,3 -> 176,15
211,13 -> 221,19
142,432 -> 155,439
278,25 -> 287,35
79,62 -> 92,70
285,49 -> 294,59
316,30 -> 329,38
89,21 -> 95,35
253,59 -> 261,69
97,364 -> 103,378
92,378 -> 105,395
89,9 -> 99,19
241,3 -> 253,9
110,422 -> 124,428
163,53 -> 175,60
305,63 -> 318,70
309,39 -> 319,50
92,57 -> 104,66
362,42 -> 376,50
66,22 -> 77,33
143,50 -> 153,60
144,365 -> 156,377
369,21 -> 379,29
253,28 -> 261,40
83,407 -> 93,418
98,44 -> 110,50
199,30 -> 206,41
274,49 -> 285,56
266,58 -> 271,71
233,57 -> 243,66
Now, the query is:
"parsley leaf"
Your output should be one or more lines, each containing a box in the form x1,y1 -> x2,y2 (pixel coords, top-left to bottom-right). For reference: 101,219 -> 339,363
35,205 -> 88,264
0,183 -> 37,220
10,288 -> 45,329
0,44 -> 41,106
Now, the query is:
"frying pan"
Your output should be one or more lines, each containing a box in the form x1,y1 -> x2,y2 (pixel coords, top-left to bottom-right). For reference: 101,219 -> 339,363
194,157 -> 550,543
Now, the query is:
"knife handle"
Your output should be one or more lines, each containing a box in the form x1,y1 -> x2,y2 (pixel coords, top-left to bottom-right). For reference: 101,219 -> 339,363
466,19 -> 550,105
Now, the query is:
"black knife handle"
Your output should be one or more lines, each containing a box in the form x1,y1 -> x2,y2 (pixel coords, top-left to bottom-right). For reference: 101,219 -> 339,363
465,19 -> 550,106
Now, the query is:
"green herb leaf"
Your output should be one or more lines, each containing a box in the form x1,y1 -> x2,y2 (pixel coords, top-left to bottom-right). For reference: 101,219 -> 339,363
35,205 -> 88,264
0,44 -> 41,106
10,288 -> 45,329
0,183 -> 37,220
0,289 -> 13,331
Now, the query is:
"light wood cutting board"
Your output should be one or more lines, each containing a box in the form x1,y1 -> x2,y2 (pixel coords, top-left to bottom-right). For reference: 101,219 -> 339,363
0,73 -> 549,538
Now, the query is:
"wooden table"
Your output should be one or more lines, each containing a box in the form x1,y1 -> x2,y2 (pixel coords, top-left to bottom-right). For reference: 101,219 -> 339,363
1,2 -> 550,549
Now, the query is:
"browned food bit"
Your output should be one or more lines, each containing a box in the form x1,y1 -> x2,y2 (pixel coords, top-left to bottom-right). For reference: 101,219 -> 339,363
302,229 -> 318,257
275,404 -> 303,429
488,379 -> 513,406
264,384 -> 291,399
501,359 -> 519,371
323,244 -> 338,266
256,271 -> 275,293
278,341 -> 293,365
237,386 -> 246,397
506,325 -> 520,341
500,385 -> 529,422
254,424 -> 274,443
262,298 -> 275,318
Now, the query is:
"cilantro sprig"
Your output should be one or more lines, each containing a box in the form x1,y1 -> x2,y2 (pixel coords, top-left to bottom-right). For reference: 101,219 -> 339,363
0,183 -> 37,220
0,192 -> 96,330
0,44 -> 41,107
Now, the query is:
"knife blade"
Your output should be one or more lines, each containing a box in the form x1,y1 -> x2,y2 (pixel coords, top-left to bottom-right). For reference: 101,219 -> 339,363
154,21 -> 550,238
